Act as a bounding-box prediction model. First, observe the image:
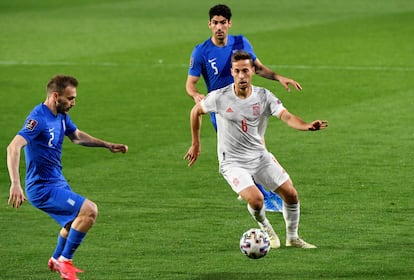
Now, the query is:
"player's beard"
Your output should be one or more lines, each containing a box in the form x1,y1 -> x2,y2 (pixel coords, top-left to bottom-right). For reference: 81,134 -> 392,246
56,103 -> 71,114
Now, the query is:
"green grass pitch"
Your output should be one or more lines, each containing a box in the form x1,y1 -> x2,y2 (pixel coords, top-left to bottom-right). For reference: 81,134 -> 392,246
0,0 -> 413,279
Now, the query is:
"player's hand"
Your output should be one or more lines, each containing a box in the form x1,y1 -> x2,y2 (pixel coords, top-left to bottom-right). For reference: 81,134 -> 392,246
109,144 -> 128,153
192,93 -> 205,103
278,76 -> 302,92
308,120 -> 328,131
8,184 -> 26,209
184,144 -> 200,167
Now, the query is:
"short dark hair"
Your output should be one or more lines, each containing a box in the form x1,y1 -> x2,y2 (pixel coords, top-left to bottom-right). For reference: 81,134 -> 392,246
231,50 -> 253,66
209,4 -> 232,20
46,75 -> 78,95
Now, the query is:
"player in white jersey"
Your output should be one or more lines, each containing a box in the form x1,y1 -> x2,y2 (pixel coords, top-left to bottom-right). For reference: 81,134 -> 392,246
186,4 -> 302,212
184,50 -> 327,249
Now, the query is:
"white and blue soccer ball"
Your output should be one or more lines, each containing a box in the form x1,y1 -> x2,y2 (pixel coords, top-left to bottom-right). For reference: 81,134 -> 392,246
239,228 -> 271,259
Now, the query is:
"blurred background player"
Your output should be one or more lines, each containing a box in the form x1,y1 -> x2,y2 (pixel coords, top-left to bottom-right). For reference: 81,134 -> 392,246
184,50 -> 327,248
6,75 -> 128,280
186,4 -> 302,212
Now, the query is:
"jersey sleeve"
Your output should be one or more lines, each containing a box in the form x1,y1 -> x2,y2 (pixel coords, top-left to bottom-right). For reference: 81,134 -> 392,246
200,90 -> 218,113
64,114 -> 77,136
242,36 -> 257,61
266,89 -> 286,118
188,46 -> 202,77
17,112 -> 44,144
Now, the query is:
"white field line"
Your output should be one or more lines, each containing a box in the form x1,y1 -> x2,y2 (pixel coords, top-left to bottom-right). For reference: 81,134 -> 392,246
0,60 -> 413,72
0,61 -> 119,66
271,64 -> 414,72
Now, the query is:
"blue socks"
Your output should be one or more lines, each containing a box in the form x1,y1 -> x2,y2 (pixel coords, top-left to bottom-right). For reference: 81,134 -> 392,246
52,234 -> 67,260
61,228 -> 87,260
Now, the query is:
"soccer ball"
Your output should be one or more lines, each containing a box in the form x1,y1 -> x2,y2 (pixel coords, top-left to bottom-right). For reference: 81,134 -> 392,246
239,228 -> 271,259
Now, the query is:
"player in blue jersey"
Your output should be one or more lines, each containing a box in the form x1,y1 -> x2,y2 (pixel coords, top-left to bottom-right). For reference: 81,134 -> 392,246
186,4 -> 302,212
7,75 -> 128,280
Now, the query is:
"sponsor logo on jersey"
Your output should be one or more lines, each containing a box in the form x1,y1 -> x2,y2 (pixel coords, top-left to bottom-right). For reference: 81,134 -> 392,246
226,107 -> 233,113
25,119 -> 38,131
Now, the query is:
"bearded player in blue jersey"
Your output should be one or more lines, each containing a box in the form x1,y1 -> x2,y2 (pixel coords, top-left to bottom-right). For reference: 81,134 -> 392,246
186,4 -> 302,212
7,75 -> 128,280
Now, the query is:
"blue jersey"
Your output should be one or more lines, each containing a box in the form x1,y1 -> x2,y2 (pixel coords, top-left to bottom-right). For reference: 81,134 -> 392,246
188,35 -> 257,92
18,103 -> 77,191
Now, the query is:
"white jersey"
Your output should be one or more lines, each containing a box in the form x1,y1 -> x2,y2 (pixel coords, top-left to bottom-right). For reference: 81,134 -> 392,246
201,83 -> 286,167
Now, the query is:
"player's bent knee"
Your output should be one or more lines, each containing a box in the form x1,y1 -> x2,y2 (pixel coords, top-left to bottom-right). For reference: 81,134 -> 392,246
88,201 -> 98,221
80,199 -> 98,221
248,195 -> 264,210
277,179 -> 299,204
283,193 -> 299,204
240,187 -> 264,210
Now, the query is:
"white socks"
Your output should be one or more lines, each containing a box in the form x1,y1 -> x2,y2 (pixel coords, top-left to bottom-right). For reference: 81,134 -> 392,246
247,203 -> 266,224
247,202 -> 300,240
283,202 -> 300,240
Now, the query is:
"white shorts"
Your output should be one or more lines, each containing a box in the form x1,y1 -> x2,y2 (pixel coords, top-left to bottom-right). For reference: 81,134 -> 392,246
220,152 -> 290,194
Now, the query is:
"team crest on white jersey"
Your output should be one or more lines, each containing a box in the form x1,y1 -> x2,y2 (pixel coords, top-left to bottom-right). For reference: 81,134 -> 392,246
252,104 -> 260,116
25,119 -> 38,131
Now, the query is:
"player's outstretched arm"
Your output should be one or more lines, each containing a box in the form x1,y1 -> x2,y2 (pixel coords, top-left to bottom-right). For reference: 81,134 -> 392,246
68,130 -> 128,153
276,75 -> 302,92
308,120 -> 328,131
280,110 -> 328,131
254,58 -> 302,92
107,143 -> 129,153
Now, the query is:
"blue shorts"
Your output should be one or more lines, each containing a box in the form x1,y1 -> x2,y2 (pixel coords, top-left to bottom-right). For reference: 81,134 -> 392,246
26,183 -> 86,228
